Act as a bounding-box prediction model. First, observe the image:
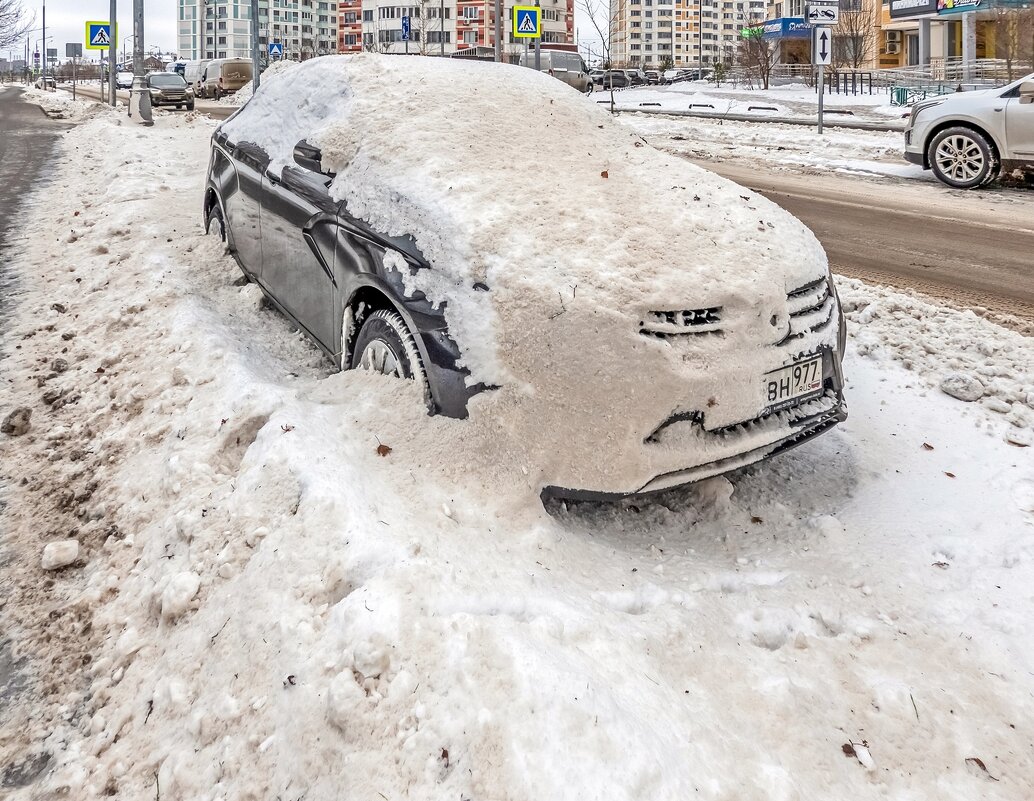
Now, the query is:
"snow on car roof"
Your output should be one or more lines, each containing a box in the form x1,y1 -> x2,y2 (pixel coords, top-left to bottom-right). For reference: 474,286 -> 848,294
224,55 -> 826,376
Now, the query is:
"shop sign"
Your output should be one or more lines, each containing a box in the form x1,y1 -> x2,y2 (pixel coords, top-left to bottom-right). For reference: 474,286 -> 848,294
889,0 -> 938,18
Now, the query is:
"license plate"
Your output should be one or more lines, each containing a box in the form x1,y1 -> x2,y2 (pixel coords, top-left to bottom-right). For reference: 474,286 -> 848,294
764,354 -> 823,408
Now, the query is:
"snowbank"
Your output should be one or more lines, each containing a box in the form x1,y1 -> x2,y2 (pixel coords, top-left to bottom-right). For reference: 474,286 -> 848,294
222,57 -> 300,106
1,83 -> 1033,801
21,86 -> 101,121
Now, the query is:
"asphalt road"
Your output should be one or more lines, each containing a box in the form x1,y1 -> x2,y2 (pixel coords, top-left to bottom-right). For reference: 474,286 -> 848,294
697,160 -> 1034,330
0,84 -> 70,782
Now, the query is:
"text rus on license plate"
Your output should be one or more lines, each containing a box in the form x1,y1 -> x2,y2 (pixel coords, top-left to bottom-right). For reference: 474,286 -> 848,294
765,354 -> 822,406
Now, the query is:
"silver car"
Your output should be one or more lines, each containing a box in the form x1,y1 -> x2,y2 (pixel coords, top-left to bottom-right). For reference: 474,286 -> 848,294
903,73 -> 1034,189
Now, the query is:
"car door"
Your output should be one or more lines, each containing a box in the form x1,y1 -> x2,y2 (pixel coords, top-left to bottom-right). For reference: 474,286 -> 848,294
1004,95 -> 1034,162
224,140 -> 266,276
260,164 -> 340,351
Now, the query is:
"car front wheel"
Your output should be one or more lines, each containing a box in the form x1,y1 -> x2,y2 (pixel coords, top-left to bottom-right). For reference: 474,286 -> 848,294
928,126 -> 999,189
351,307 -> 426,382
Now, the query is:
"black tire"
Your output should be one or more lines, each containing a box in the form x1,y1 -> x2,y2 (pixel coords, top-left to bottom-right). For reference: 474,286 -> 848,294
206,202 -> 226,243
350,308 -> 426,386
927,126 -> 999,189
187,100 -> 195,111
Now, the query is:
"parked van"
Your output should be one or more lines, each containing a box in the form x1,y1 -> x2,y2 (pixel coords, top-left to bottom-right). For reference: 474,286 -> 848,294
183,59 -> 210,95
520,49 -> 592,94
199,58 -> 253,99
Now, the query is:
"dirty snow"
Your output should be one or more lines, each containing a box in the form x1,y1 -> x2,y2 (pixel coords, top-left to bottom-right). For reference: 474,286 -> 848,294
1,82 -> 1033,801
20,86 -> 101,121
222,58 -> 300,106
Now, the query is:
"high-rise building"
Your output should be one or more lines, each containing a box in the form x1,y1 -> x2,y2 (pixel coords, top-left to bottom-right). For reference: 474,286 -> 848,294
337,0 -> 575,57
177,0 -> 340,61
610,0 -> 766,69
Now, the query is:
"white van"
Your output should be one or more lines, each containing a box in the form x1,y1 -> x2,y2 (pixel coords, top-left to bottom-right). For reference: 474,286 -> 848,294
183,59 -> 209,95
199,58 -> 253,100
520,49 -> 592,94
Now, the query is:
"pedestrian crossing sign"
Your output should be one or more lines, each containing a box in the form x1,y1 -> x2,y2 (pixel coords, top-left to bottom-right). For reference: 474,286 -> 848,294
85,21 -> 116,51
268,42 -> 284,57
513,6 -> 541,39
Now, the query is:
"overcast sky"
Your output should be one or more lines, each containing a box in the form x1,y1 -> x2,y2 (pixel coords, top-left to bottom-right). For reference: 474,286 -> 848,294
8,0 -> 602,63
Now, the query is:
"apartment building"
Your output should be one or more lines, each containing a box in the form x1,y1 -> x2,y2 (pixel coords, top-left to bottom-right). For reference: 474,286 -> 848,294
610,0 -> 766,69
177,0 -> 339,61
337,0 -> 574,56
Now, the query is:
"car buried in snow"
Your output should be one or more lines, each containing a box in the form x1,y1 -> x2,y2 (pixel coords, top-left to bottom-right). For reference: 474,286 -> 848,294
204,54 -> 847,499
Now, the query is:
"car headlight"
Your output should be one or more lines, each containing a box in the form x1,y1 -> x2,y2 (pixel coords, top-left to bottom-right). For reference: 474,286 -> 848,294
909,99 -> 944,128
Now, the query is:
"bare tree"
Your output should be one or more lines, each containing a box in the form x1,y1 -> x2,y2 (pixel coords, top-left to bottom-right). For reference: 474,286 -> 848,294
991,4 -> 1034,81
578,0 -> 626,112
0,0 -> 34,50
738,17 -> 778,90
832,0 -> 881,72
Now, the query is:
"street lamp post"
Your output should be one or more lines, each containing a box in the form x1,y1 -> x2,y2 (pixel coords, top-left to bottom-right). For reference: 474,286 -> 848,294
123,35 -> 135,66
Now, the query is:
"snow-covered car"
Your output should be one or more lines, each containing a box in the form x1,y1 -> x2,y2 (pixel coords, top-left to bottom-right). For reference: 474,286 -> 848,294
205,54 -> 847,498
33,75 -> 56,90
115,71 -> 134,90
903,73 -> 1034,189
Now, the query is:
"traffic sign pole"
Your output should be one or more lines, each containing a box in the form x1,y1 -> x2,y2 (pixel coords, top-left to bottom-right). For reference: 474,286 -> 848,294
109,0 -> 116,106
817,64 -> 824,135
534,1 -> 540,71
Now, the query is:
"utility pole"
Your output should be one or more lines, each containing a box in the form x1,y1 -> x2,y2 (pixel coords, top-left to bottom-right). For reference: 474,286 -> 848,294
440,0 -> 444,56
494,0 -> 502,61
129,0 -> 152,124
41,0 -> 45,87
250,0 -> 260,92
109,0 -> 117,105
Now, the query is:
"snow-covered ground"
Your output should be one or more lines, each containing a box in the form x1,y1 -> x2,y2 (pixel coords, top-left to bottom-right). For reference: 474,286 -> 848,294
608,81 -> 906,123
620,113 -> 929,182
2,96 -> 1033,801
18,86 -> 100,121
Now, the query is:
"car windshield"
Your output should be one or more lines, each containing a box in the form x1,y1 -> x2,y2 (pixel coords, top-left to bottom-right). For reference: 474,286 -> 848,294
150,74 -> 186,88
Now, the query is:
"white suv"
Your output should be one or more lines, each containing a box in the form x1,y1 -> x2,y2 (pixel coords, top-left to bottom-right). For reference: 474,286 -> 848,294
903,73 -> 1034,189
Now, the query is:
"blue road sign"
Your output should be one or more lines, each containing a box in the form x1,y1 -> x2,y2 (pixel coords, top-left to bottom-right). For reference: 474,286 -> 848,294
513,6 -> 541,38
268,42 -> 284,57
401,16 -> 411,41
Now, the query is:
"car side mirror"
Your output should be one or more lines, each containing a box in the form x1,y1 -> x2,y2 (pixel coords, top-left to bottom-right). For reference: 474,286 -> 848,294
1019,80 -> 1034,104
294,140 -> 333,176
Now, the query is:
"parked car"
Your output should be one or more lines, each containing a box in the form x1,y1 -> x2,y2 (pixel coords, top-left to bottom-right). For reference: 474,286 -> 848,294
600,70 -> 630,89
115,71 -> 134,90
622,68 -> 648,86
183,59 -> 210,95
204,55 -> 847,498
33,75 -> 55,90
520,49 -> 592,94
589,68 -> 605,86
903,73 -> 1034,189
199,58 -> 253,99
644,70 -> 661,85
146,72 -> 195,110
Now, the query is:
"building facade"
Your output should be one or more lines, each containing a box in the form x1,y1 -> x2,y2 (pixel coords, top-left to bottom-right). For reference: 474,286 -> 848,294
177,0 -> 340,61
610,0 -> 767,69
336,0 -> 574,56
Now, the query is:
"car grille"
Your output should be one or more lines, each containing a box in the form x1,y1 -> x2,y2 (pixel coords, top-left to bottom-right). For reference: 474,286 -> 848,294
646,388 -> 840,445
780,278 -> 835,343
639,307 -> 722,339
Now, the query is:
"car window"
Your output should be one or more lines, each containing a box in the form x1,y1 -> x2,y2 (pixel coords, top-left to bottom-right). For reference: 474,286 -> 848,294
150,74 -> 187,88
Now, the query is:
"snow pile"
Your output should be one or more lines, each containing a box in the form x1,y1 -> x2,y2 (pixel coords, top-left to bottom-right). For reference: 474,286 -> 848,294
2,103 -> 1034,801
223,57 -> 300,106
839,278 -> 1034,443
223,54 -> 841,494
622,113 -> 922,180
22,86 -> 101,121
